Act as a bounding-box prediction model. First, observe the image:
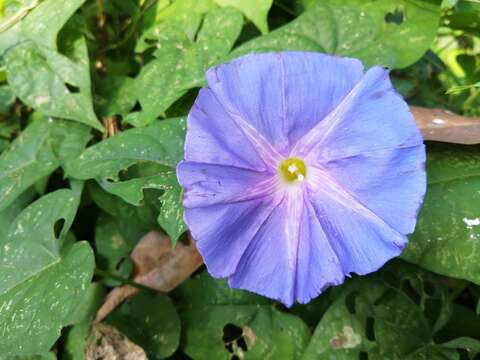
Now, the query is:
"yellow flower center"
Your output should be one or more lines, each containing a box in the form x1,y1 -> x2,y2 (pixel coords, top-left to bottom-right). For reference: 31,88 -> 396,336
278,157 -> 307,183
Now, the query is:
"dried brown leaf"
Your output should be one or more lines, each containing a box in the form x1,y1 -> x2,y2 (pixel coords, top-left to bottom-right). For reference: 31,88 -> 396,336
412,106 -> 480,144
95,231 -> 203,322
85,323 -> 147,360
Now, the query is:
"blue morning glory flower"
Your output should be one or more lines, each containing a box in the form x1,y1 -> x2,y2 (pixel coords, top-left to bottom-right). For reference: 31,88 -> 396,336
176,52 -> 426,306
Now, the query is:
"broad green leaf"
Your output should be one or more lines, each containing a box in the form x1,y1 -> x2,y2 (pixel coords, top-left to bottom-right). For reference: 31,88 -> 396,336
0,119 -> 56,211
0,115 -> 18,140
68,118 -> 185,178
403,144 -> 480,285
0,139 -> 8,153
68,118 -> 186,243
0,0 -> 38,48
63,322 -> 90,360
106,292 -> 181,359
0,0 -> 84,48
0,85 -> 15,113
5,38 -> 102,130
61,282 -> 105,360
302,263 -> 456,360
443,0 -> 480,34
0,189 -> 94,356
178,272 -> 310,360
0,188 -> 35,239
20,0 -> 85,50
62,283 -> 106,360
441,0 -> 458,9
94,75 -> 137,117
214,0 -> 272,34
95,212 -> 147,284
67,282 -> 106,325
440,337 -> 480,354
99,171 -> 186,242
0,116 -> 91,211
141,0 -> 212,40
0,353 -> 57,360
0,0 -> 85,63
141,0 -> 270,36
87,182 -> 159,230
234,0 -> 441,69
135,8 -> 243,123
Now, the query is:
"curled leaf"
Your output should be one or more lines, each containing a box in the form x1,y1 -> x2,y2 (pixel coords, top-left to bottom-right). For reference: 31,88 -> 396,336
85,323 -> 147,360
95,231 -> 203,322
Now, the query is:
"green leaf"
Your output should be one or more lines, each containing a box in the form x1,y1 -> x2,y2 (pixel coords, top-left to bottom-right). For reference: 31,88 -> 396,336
87,181 -> 158,230
5,38 -> 102,130
135,8 -> 243,123
0,0 -> 38,52
234,0 -> 441,69
443,0 -> 480,34
62,283 -> 106,360
99,171 -> 186,242
178,272 -> 311,360
0,188 -> 35,239
0,352 -> 57,360
63,322 -> 90,360
0,189 -> 95,356
302,263 -> 456,359
403,143 -> 480,285
106,292 -> 181,359
141,0 -> 214,42
0,0 -> 85,49
0,115 -> 91,211
69,118 -> 186,243
440,337 -> 480,354
68,118 -> 185,178
20,0 -> 86,49
62,282 -> 106,360
94,75 -> 137,117
214,0 -> 273,34
142,0 -> 271,38
0,85 -> 15,113
95,212 -> 147,284
68,282 -> 106,325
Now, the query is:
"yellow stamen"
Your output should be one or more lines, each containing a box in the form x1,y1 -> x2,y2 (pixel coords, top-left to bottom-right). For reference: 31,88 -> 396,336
278,157 -> 307,183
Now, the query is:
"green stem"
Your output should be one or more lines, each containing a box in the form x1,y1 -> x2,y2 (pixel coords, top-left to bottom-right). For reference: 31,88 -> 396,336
273,0 -> 296,17
463,88 -> 480,111
96,0 -> 105,27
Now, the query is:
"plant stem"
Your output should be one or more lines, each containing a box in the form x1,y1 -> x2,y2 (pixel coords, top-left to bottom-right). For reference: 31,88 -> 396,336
273,0 -> 296,17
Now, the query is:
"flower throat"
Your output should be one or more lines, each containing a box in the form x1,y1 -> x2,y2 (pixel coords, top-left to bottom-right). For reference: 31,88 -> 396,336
278,158 -> 307,183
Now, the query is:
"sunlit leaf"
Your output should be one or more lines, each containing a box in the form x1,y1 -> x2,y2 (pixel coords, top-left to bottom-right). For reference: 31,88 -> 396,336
235,0 -> 441,69
68,118 -> 186,243
0,189 -> 94,356
0,115 -> 91,211
403,143 -> 480,285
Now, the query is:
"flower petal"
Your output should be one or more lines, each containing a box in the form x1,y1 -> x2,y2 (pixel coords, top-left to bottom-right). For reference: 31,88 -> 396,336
177,161 -> 278,208
293,200 -> 345,304
294,66 -> 423,163
228,189 -> 344,306
185,87 -> 268,171
321,146 -> 426,235
307,167 -> 408,276
184,199 -> 277,278
206,52 -> 364,152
